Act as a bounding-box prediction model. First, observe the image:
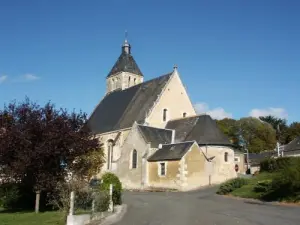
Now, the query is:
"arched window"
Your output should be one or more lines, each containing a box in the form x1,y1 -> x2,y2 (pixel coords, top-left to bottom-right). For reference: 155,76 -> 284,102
224,152 -> 228,162
163,109 -> 168,122
183,112 -> 187,118
132,149 -> 137,169
134,78 -> 136,84
128,76 -> 131,86
107,140 -> 114,170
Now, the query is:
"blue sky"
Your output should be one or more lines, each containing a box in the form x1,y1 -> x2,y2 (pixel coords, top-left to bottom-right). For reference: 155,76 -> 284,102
0,0 -> 299,122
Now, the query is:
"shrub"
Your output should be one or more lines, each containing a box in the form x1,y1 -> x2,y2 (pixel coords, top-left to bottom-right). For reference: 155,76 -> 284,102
0,183 -> 20,209
99,172 -> 122,205
0,183 -> 36,210
93,191 -> 110,212
260,157 -> 300,173
263,161 -> 300,202
217,178 -> 249,195
253,180 -> 272,193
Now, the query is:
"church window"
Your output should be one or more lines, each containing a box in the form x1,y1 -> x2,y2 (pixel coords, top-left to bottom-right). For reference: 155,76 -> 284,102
132,149 -> 137,169
163,109 -> 168,122
183,112 -> 187,118
224,152 -> 228,162
159,162 -> 166,176
107,141 -> 114,170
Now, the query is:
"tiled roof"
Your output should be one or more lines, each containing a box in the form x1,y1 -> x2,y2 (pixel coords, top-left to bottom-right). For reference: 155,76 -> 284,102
86,73 -> 172,134
166,115 -> 232,146
138,125 -> 172,148
148,142 -> 195,161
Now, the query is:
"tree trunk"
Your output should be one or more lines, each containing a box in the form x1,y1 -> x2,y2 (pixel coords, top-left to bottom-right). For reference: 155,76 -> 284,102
35,190 -> 41,213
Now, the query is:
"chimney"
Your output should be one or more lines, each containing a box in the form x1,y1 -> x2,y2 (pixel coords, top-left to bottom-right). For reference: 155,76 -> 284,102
171,129 -> 176,144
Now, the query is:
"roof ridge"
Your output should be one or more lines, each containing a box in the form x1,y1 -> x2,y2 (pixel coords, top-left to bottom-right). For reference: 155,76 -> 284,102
138,124 -> 173,131
167,113 -> 208,122
162,141 -> 195,146
113,73 -> 173,131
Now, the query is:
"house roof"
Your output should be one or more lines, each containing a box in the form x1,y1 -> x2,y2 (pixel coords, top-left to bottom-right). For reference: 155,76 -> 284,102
247,151 -> 274,166
86,73 -> 173,134
107,41 -> 143,78
148,141 -> 195,161
137,125 -> 172,148
166,115 -> 232,146
283,136 -> 300,152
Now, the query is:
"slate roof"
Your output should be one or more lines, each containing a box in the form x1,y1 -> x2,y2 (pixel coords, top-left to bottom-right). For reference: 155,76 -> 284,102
247,151 -> 274,166
166,115 -> 232,146
107,44 -> 143,78
148,142 -> 195,161
137,125 -> 172,148
282,136 -> 300,156
86,73 -> 173,134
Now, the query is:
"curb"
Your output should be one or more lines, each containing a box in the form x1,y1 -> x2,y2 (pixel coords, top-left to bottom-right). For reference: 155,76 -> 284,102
99,204 -> 128,225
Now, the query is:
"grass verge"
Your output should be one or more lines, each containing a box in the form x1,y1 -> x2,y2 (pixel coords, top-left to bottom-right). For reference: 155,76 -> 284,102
0,210 -> 65,225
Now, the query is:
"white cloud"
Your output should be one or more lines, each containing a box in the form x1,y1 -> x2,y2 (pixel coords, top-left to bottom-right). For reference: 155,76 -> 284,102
23,74 -> 40,81
249,108 -> 288,119
194,102 -> 233,120
0,75 -> 8,84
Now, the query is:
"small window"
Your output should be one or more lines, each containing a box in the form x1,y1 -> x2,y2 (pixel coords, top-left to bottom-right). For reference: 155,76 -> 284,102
159,162 -> 166,176
234,157 -> 240,162
134,78 -> 136,84
132,149 -> 137,169
224,152 -> 228,162
183,112 -> 187,118
128,76 -> 131,85
163,109 -> 168,122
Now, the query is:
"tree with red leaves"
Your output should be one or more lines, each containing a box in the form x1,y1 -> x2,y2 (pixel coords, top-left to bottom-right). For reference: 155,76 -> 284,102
0,98 -> 103,211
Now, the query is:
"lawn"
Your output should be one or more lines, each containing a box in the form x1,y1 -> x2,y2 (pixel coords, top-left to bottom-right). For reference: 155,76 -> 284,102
0,210 -> 65,225
230,173 -> 277,199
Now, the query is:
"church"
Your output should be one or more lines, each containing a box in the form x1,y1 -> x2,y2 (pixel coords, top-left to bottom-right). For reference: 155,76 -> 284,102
86,39 -> 240,191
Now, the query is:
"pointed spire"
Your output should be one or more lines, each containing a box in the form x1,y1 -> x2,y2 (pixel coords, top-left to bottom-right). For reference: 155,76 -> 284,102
122,30 -> 131,54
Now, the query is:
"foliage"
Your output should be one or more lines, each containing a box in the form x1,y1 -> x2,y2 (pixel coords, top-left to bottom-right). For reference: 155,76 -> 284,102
262,161 -> 300,202
260,157 -> 300,173
0,98 -> 103,209
217,178 -> 249,195
283,122 -> 300,144
217,117 -> 277,153
253,180 -> 272,193
216,118 -> 240,147
0,183 -> 38,210
0,210 -> 64,225
0,183 -> 20,209
259,115 -> 288,142
99,172 -> 122,205
238,117 -> 276,153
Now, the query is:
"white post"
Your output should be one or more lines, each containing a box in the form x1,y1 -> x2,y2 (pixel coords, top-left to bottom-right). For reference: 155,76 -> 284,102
69,191 -> 75,216
108,184 -> 113,212
277,142 -> 280,157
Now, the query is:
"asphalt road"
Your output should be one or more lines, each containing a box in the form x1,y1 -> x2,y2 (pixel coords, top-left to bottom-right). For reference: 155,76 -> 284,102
115,187 -> 300,225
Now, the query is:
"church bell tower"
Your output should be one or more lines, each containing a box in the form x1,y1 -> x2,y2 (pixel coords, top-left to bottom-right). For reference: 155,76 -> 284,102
106,38 -> 144,94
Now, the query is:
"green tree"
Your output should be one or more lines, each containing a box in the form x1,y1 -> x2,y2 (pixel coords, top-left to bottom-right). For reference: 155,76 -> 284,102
259,115 -> 288,143
284,122 -> 300,144
238,117 -> 276,153
216,118 -> 240,147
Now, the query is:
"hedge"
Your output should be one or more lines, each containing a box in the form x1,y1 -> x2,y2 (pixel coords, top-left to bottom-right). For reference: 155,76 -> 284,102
217,178 -> 249,195
99,172 -> 122,205
260,157 -> 300,173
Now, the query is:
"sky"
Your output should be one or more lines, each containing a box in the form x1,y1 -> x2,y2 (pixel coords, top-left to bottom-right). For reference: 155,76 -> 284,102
0,0 -> 299,122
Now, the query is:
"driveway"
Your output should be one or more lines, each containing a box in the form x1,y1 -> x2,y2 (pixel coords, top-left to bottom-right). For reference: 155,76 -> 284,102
115,187 -> 300,225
